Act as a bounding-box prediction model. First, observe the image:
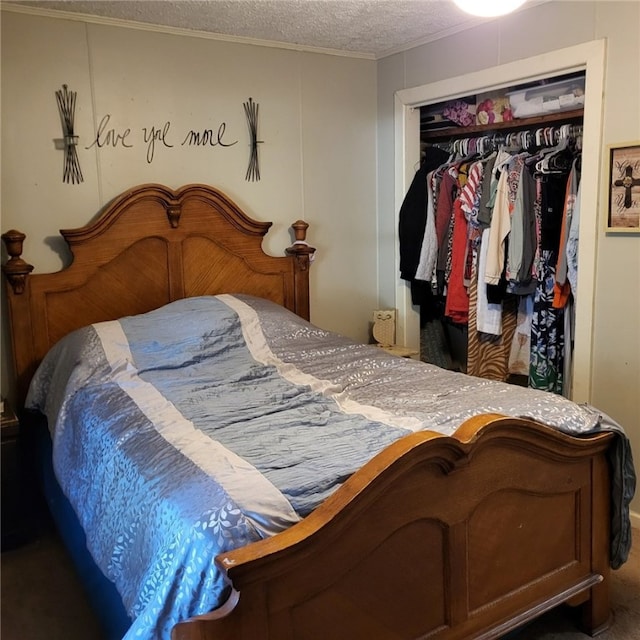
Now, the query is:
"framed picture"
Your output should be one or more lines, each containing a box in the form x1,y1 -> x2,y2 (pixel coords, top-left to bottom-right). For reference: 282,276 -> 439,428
607,141 -> 640,231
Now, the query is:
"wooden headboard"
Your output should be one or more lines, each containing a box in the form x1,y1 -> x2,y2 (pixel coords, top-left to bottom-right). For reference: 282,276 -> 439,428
2,183 -> 315,407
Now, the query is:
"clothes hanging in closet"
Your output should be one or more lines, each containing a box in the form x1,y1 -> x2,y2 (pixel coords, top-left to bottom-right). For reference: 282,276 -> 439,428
398,145 -> 451,308
399,129 -> 582,396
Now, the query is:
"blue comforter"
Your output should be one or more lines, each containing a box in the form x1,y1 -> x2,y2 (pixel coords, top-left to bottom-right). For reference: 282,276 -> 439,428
26,294 -> 635,639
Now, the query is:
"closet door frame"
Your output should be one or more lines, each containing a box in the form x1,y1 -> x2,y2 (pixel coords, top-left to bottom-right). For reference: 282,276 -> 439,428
394,39 -> 606,403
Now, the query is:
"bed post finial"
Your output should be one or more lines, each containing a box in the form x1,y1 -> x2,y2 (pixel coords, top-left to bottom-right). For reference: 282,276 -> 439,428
2,230 -> 34,295
286,220 -> 315,270
291,219 -> 309,241
285,220 -> 315,321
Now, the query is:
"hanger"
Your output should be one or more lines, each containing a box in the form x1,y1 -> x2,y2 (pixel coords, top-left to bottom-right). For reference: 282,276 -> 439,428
535,125 -> 573,174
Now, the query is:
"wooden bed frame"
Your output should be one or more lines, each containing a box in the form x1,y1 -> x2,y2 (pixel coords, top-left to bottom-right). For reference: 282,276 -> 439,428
2,183 -> 614,640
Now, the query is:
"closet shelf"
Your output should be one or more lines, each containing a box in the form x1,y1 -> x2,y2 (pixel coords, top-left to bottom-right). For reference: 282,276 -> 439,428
421,108 -> 583,142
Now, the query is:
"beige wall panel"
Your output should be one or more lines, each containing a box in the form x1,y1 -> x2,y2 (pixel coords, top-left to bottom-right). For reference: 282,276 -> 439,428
81,24 -> 306,260
590,1 -> 640,500
498,1 -> 596,63
299,52 -> 377,341
1,12 -> 101,270
404,21 -> 500,90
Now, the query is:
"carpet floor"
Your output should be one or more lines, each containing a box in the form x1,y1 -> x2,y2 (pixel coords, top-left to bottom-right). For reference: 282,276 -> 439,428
1,522 -> 639,640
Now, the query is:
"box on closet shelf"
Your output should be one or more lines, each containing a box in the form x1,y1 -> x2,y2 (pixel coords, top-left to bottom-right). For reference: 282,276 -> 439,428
442,97 -> 476,127
507,76 -> 585,119
475,91 -> 513,125
421,96 -> 477,130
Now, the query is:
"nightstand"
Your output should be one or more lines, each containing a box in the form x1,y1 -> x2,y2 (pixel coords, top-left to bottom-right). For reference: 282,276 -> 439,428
2,400 -> 26,550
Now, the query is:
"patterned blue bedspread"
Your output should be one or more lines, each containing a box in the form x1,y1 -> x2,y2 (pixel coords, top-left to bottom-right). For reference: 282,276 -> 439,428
26,294 -> 635,639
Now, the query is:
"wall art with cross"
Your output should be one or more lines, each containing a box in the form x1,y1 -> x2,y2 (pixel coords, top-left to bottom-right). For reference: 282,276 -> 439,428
608,142 -> 640,231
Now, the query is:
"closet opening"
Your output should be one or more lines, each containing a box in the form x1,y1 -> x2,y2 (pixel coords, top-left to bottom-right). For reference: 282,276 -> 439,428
402,71 -> 585,397
393,40 -> 606,403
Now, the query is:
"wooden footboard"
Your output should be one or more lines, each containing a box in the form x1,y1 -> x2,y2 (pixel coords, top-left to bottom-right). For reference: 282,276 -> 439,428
172,414 -> 613,640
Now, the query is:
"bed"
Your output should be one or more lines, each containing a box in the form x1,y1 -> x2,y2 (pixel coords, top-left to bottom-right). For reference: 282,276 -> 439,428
1,183 -> 635,640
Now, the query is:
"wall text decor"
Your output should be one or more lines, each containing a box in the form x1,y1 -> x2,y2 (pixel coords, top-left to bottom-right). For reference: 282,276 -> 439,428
58,99 -> 264,179
85,115 -> 238,164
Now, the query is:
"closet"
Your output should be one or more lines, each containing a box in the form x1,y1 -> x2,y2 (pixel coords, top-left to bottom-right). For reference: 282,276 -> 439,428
399,71 -> 585,398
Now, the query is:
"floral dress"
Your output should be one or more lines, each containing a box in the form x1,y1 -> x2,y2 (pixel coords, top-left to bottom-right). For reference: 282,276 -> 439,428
529,172 -> 569,394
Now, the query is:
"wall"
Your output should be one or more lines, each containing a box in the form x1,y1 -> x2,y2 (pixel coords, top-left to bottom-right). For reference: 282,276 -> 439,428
377,1 -> 640,518
0,9 -> 378,399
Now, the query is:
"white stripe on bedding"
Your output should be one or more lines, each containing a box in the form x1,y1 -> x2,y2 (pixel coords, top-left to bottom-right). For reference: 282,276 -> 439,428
93,320 -> 301,537
219,294 -> 423,432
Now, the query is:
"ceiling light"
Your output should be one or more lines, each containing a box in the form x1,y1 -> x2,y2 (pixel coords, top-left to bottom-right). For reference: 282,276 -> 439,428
453,0 -> 527,17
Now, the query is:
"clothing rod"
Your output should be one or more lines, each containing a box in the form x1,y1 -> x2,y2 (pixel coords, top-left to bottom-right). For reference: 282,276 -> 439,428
424,123 -> 583,154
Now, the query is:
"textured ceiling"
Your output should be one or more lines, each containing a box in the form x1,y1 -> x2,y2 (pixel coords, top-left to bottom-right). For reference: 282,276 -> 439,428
8,0 -> 511,58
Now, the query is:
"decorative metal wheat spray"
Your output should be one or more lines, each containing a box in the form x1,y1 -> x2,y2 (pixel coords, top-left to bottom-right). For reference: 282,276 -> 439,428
243,97 -> 262,181
56,84 -> 83,184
